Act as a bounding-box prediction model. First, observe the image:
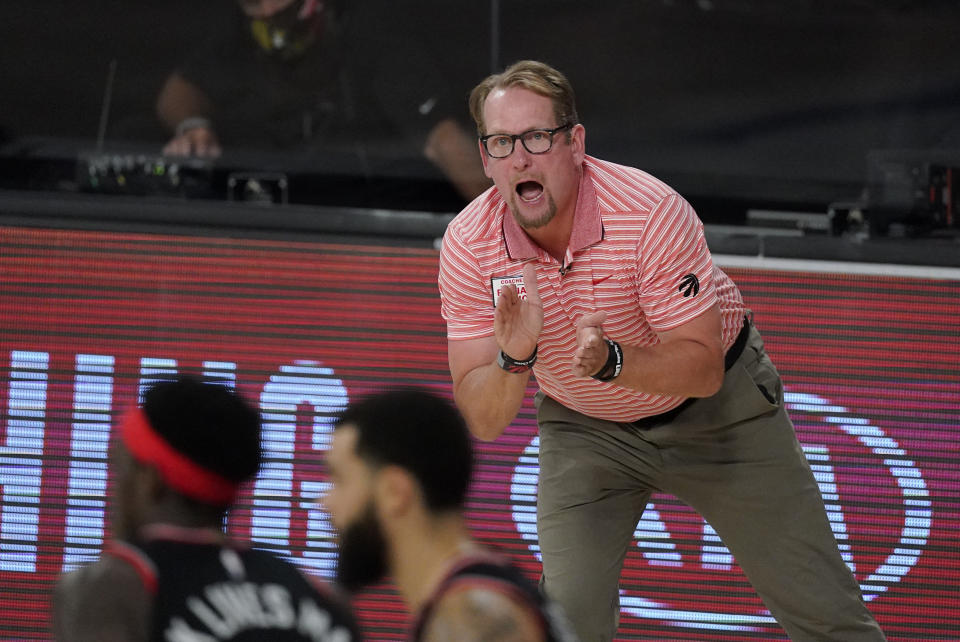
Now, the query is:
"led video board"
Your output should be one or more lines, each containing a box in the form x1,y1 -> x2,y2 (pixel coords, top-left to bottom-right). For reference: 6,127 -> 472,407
1,225 -> 957,640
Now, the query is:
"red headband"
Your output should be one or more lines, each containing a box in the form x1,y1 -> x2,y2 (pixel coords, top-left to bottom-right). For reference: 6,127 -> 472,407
121,408 -> 240,505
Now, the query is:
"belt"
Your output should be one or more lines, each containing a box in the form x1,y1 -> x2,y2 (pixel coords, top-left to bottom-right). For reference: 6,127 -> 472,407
630,316 -> 751,430
723,315 -> 751,371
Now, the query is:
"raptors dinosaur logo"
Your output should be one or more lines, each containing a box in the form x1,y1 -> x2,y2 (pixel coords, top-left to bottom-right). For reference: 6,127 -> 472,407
679,273 -> 700,297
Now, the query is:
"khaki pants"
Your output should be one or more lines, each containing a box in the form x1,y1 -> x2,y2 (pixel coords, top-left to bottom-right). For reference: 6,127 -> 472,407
535,324 -> 886,641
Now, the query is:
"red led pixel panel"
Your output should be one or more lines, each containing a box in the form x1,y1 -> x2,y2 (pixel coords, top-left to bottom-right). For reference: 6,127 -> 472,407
0,226 -> 957,640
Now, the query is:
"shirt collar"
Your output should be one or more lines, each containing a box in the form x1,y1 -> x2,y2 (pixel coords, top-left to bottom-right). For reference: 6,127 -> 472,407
502,161 -> 603,260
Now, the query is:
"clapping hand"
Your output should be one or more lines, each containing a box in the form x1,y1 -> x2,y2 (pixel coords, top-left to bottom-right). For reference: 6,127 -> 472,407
572,311 -> 608,377
494,262 -> 543,361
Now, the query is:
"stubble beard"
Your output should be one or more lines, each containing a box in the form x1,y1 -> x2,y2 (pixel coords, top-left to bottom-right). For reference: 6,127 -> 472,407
509,192 -> 558,231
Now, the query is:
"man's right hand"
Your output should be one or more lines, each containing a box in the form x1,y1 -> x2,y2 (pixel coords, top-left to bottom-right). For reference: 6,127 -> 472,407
163,127 -> 222,158
494,261 -> 543,361
448,261 -> 543,441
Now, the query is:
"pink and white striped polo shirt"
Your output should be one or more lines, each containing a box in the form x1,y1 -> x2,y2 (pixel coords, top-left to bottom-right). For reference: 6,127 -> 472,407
438,155 -> 745,422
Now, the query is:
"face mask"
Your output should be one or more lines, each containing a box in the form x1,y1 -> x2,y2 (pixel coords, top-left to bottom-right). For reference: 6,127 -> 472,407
248,0 -> 325,61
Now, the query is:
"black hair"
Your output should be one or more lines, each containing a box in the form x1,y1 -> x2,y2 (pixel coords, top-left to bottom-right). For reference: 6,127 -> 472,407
141,375 -> 262,485
335,388 -> 473,512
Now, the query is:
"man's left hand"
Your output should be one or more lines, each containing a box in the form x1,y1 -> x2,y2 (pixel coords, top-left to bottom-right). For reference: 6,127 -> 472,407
572,311 -> 608,377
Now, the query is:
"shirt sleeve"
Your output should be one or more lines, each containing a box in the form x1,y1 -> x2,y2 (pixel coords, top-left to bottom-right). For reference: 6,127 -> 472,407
438,224 -> 497,340
636,193 -> 718,331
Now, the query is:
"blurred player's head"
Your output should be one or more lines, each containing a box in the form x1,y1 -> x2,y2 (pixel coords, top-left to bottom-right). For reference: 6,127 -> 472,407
112,376 -> 261,539
323,388 -> 473,590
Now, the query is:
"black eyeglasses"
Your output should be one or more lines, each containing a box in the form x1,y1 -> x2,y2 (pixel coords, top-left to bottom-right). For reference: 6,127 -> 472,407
480,123 -> 573,158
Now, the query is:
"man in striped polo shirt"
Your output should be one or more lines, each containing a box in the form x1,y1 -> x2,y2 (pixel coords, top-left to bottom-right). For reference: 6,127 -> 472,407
438,60 -> 885,641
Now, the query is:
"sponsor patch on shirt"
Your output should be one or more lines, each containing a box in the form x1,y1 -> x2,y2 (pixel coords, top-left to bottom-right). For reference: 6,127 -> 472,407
491,275 -> 527,307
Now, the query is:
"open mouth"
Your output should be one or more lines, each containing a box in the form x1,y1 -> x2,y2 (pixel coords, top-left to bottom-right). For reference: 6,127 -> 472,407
516,180 -> 544,203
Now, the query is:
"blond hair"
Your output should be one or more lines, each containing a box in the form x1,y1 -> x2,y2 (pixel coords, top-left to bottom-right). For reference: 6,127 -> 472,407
468,60 -> 579,136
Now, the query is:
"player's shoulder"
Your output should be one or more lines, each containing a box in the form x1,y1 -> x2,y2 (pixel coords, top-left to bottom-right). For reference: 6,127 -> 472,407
81,543 -> 156,594
53,554 -> 152,641
422,580 -> 546,642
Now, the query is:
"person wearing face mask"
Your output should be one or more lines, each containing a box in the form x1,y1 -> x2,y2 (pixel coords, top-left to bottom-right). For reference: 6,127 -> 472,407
156,0 -> 489,201
322,388 -> 578,642
437,59 -> 888,642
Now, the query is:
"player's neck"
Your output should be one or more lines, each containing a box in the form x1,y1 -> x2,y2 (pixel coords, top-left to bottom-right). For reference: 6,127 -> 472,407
135,502 -> 226,538
390,512 -> 476,611
136,522 -> 227,544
